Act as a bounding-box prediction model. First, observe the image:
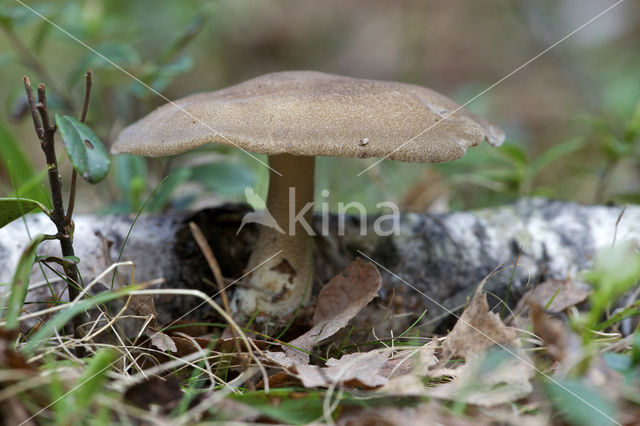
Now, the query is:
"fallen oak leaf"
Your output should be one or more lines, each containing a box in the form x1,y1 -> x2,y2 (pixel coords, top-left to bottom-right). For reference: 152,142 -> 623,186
524,279 -> 589,313
265,258 -> 381,366
295,350 -> 390,389
439,277 -> 519,364
263,350 -> 296,369
423,277 -> 534,406
378,341 -> 439,379
311,258 -> 382,326
427,347 -> 534,407
285,341 -> 438,391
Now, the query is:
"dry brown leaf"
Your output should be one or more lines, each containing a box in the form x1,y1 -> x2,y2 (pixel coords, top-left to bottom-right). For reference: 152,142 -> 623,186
354,343 -> 439,396
416,278 -> 534,406
256,371 -> 302,389
440,278 -> 518,363
170,336 -> 218,358
529,302 -> 572,362
311,258 -> 382,326
378,342 -> 438,379
148,329 -> 178,353
376,374 -> 426,396
0,329 -> 33,370
124,376 -> 183,411
265,258 -> 381,366
427,349 -> 534,406
510,279 -> 589,327
295,350 -> 390,389
128,294 -> 158,324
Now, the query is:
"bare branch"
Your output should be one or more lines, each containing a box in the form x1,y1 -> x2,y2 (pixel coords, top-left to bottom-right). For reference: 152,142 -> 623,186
23,76 -> 44,140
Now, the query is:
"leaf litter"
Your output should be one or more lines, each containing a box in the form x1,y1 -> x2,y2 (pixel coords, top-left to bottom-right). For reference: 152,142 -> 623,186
7,252 -> 634,424
260,264 -> 536,411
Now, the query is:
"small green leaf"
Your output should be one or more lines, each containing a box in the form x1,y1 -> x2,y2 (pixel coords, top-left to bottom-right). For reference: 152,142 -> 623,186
5,234 -> 46,329
583,240 -> 640,301
0,197 -> 47,229
624,100 -> 640,143
544,378 -> 618,426
495,143 -> 528,165
63,255 -> 81,264
55,114 -> 110,184
231,390 -> 327,424
632,331 -> 640,366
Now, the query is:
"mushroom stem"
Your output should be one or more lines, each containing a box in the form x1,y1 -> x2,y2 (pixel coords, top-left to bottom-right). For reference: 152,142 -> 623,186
231,153 -> 315,325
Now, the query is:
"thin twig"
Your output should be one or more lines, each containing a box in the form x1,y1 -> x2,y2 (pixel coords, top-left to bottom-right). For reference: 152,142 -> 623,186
79,70 -> 92,123
24,77 -> 84,357
612,205 -> 626,247
188,222 -> 245,368
65,70 -> 92,224
23,77 -> 43,139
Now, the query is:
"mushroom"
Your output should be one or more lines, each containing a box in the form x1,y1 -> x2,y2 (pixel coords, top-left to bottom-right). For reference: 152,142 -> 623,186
111,71 -> 504,327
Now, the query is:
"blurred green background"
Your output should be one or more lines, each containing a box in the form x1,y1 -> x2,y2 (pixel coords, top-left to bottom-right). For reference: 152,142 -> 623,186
1,0 -> 639,215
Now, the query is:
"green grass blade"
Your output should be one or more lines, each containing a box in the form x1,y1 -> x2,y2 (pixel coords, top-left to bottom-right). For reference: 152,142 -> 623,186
5,233 -> 46,329
69,349 -> 117,418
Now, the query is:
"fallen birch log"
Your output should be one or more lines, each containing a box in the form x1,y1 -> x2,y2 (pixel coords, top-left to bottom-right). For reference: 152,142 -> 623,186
1,198 -> 637,330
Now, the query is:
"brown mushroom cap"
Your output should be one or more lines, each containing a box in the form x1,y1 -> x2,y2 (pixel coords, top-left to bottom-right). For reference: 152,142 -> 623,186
111,71 -> 504,162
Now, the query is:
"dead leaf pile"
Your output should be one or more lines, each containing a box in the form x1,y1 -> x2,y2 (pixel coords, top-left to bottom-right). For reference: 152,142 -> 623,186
425,280 -> 534,406
258,265 -> 536,410
379,279 -> 534,407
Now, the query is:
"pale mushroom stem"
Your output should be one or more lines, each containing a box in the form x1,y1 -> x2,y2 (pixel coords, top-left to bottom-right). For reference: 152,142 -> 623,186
231,153 -> 315,325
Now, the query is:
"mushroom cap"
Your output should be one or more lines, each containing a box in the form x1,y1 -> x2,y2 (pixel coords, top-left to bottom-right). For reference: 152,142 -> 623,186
111,71 -> 504,163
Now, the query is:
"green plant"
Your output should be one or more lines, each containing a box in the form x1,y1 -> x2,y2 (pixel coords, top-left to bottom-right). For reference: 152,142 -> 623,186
0,72 -> 109,354
580,240 -> 640,338
444,138 -> 586,203
588,100 -> 640,203
0,121 -> 50,204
